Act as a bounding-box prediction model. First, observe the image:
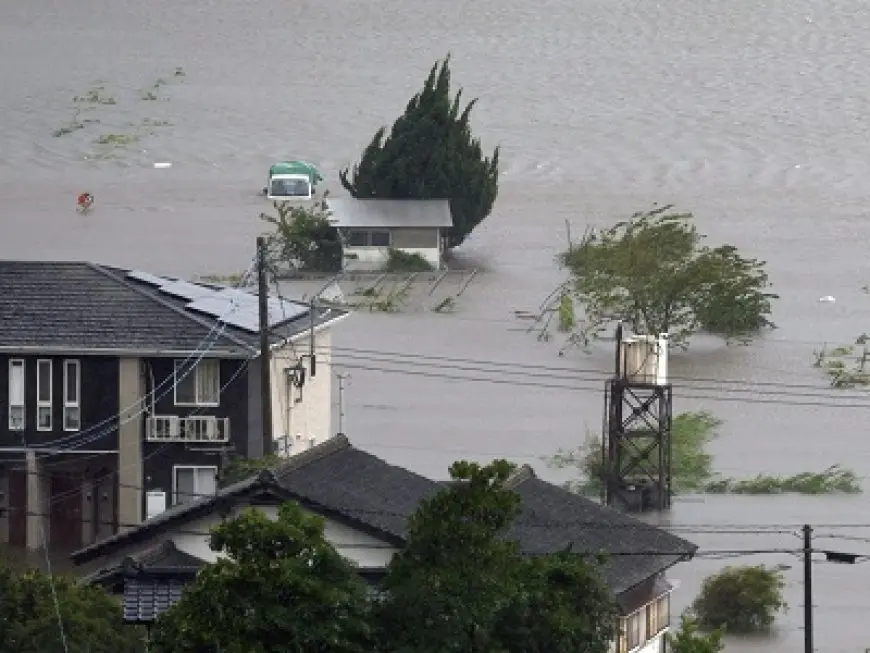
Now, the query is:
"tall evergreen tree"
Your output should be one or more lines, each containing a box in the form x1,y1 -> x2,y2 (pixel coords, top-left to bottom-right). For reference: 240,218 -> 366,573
339,56 -> 500,248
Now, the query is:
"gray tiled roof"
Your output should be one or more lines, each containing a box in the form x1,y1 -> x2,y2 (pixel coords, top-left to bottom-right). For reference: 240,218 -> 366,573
71,436 -> 696,598
326,198 -> 453,229
123,576 -> 190,623
506,473 -> 695,595
0,261 -> 346,356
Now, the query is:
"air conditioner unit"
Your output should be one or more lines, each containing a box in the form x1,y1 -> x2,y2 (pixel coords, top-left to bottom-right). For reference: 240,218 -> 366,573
146,491 -> 167,519
165,416 -> 181,437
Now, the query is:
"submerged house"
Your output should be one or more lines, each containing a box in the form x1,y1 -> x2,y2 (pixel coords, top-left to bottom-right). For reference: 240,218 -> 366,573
0,261 -> 348,552
72,435 -> 696,653
326,198 -> 453,271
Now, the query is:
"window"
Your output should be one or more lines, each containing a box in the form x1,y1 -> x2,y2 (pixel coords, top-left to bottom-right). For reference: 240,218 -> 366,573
617,619 -> 628,653
36,360 -> 52,431
655,593 -> 670,633
370,230 -> 391,246
625,609 -> 645,651
647,599 -> 659,638
345,229 -> 391,247
173,466 -> 217,505
8,359 -> 24,431
63,360 -> 81,431
174,359 -> 220,406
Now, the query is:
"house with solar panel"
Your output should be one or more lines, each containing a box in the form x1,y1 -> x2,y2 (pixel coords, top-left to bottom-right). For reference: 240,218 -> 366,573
0,261 -> 349,552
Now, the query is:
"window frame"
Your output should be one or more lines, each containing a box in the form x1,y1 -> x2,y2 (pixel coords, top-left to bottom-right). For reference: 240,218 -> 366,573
172,465 -> 218,505
8,359 -> 25,431
626,609 -> 644,651
655,592 -> 670,633
173,359 -> 221,407
345,229 -> 392,247
63,359 -> 81,432
36,359 -> 52,431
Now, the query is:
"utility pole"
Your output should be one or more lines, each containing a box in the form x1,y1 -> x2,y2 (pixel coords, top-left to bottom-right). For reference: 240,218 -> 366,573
257,237 -> 273,457
336,373 -> 349,435
804,524 -> 814,653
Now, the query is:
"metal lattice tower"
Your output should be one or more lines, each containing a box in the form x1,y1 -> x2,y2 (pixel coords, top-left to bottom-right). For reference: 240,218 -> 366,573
601,324 -> 673,512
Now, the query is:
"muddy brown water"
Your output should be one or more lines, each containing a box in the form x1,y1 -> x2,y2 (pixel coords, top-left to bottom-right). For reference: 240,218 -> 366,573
4,0 -> 870,648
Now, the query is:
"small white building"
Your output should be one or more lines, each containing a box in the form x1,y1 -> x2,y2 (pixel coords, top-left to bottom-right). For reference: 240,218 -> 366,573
326,198 -> 453,271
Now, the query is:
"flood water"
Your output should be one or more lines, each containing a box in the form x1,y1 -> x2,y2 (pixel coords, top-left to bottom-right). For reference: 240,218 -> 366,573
3,0 -> 870,648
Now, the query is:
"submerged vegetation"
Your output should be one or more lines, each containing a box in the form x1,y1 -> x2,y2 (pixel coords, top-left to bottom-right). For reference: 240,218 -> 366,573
340,55 -> 499,248
385,249 -> 434,272
691,566 -> 787,634
534,205 -> 777,351
548,410 -> 862,496
52,68 -> 185,160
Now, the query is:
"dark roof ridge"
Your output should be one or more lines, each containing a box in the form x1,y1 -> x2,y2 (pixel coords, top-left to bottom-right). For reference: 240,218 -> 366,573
91,263 -> 257,353
132,539 -> 177,565
504,464 -> 536,489
272,434 -> 352,476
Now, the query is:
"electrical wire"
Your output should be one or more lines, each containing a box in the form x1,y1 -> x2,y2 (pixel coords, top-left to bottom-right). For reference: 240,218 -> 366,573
308,343 -> 870,396
26,259 -> 259,451
326,360 -> 870,409
4,358 -> 256,519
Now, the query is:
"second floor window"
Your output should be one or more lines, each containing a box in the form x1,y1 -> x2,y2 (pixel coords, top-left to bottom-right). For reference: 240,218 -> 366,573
8,359 -> 24,431
174,359 -> 220,406
63,360 -> 81,431
37,360 -> 52,431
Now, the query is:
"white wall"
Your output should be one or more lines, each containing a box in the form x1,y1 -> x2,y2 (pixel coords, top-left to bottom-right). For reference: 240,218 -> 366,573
343,246 -> 441,270
270,329 -> 334,456
171,504 -> 396,569
633,631 -> 666,653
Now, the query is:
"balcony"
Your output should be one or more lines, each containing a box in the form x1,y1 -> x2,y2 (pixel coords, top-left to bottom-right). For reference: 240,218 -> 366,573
146,416 -> 230,443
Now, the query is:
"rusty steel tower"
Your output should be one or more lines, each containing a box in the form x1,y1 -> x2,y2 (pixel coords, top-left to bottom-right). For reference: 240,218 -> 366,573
601,323 -> 673,512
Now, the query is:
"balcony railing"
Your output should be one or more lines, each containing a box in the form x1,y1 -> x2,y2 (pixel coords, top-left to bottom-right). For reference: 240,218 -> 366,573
146,416 -> 230,443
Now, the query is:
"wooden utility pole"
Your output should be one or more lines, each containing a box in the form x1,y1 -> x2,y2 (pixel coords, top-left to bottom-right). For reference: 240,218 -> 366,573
803,524 -> 814,653
257,237 -> 273,457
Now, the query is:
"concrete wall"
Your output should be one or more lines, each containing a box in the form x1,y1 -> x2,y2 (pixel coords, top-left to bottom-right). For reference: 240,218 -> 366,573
271,330 -> 334,457
391,227 -> 440,249
117,358 -> 144,530
343,246 -> 441,271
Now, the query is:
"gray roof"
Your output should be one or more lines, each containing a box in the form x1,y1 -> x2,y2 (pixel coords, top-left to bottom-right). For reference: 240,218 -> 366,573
326,199 -> 453,229
70,436 -> 696,597
0,261 -> 347,356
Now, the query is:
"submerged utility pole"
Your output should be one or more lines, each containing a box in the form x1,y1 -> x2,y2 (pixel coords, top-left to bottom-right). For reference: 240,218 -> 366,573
804,524 -> 814,653
257,237 -> 273,456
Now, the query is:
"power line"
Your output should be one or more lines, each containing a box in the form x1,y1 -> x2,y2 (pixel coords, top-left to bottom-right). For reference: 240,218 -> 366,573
5,359 -> 255,519
20,259 -> 259,452
327,360 -> 870,409
311,343 -> 870,396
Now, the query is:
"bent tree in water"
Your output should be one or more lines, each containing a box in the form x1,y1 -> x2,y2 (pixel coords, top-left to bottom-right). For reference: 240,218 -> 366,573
554,205 -> 777,349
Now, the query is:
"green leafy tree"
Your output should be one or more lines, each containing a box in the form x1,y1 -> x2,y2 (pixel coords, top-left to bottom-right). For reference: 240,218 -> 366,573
0,565 -> 144,653
261,200 -> 342,273
549,410 -> 721,495
666,616 -> 724,653
558,204 -> 776,348
150,502 -> 372,653
691,565 -> 786,633
339,56 -> 500,248
375,460 -> 617,653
